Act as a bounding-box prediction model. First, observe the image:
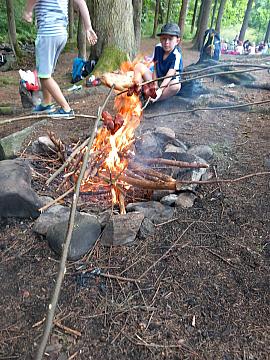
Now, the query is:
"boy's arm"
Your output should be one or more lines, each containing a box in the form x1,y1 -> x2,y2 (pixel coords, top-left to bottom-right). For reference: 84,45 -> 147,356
73,0 -> 97,45
23,0 -> 36,22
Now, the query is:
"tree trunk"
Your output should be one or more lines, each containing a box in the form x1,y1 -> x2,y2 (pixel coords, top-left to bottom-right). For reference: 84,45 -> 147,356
264,19 -> 270,43
77,14 -> 87,59
132,0 -> 142,51
193,0 -> 212,51
193,0 -> 204,41
178,0 -> 189,37
191,0 -> 199,34
166,0 -> 172,23
5,0 -> 21,59
215,0 -> 226,33
210,0 -> 218,29
152,0 -> 160,38
68,0 -> 74,40
89,0 -> 137,73
239,0 -> 254,42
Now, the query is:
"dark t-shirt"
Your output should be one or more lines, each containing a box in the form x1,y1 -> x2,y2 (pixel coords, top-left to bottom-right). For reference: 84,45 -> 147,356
153,44 -> 183,80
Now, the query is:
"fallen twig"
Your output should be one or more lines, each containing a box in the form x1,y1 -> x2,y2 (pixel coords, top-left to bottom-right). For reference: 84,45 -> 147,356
34,86 -> 115,360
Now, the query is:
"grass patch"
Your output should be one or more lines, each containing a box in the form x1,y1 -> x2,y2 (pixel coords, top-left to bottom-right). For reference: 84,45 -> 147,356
0,76 -> 18,86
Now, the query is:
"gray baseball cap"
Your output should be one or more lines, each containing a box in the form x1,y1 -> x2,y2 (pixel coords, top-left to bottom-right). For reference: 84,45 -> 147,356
157,23 -> 181,37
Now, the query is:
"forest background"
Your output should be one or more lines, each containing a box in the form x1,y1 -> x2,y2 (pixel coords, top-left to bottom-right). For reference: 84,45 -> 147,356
1,0 -> 269,59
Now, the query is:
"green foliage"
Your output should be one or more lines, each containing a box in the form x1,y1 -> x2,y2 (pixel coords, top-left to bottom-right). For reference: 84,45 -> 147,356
0,0 -> 36,44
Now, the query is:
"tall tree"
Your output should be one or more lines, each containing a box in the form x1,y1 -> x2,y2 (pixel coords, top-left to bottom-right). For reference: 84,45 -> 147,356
166,0 -> 172,23
88,0 -> 138,72
193,0 -> 213,50
239,0 -> 254,42
264,19 -> 270,43
68,0 -> 74,40
191,0 -> 199,34
210,0 -> 218,29
152,0 -> 161,38
132,0 -> 143,51
178,0 -> 190,36
215,0 -> 227,33
5,0 -> 21,58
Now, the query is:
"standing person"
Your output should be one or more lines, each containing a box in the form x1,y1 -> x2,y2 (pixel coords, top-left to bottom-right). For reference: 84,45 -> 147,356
133,23 -> 183,103
23,0 -> 97,119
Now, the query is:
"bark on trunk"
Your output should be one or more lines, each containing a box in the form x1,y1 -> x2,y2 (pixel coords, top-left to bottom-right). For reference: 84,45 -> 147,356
239,0 -> 254,42
178,0 -> 189,36
68,0 -> 74,40
264,19 -> 270,43
132,0 -> 142,52
89,0 -> 137,61
166,0 -> 172,23
191,0 -> 199,34
77,14 -> 87,60
210,0 -> 218,29
5,0 -> 21,59
193,0 -> 212,51
152,0 -> 160,38
215,0 -> 227,33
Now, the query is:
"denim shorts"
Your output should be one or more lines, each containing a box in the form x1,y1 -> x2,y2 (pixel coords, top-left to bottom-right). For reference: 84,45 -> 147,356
35,34 -> 67,78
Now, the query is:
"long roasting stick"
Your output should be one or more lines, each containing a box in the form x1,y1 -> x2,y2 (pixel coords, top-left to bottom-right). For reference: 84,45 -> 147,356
35,86 -> 115,360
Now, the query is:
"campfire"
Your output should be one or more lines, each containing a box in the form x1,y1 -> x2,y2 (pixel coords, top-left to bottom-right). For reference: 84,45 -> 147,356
46,62 -> 209,214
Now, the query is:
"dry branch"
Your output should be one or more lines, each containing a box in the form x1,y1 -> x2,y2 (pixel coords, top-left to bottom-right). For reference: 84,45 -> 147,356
35,86 -> 115,360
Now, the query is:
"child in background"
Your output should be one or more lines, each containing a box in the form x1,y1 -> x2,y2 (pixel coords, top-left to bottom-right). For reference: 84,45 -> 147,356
133,23 -> 183,103
23,0 -> 97,119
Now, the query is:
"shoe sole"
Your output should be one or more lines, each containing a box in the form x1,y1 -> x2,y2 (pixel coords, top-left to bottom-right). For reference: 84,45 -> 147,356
32,108 -> 55,114
49,114 -> 75,119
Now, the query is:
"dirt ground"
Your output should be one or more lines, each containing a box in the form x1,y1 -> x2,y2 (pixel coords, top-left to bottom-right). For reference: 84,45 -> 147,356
0,40 -> 270,360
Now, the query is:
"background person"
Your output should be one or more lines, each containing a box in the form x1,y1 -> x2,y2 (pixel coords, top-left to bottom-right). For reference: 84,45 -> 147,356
23,0 -> 97,119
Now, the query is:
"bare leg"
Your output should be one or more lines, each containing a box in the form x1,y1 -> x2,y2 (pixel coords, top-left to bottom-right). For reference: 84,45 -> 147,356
159,79 -> 181,101
40,77 -> 71,112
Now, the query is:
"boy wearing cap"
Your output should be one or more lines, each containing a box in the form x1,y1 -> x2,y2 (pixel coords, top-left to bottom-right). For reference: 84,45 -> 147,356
134,23 -> 183,103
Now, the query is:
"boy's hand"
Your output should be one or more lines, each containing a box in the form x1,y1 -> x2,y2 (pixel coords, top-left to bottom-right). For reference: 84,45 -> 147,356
150,88 -> 162,102
23,11 -> 33,23
86,29 -> 97,46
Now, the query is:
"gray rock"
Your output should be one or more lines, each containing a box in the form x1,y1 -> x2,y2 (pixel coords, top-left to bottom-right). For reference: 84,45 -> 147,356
0,159 -> 42,218
135,133 -> 161,157
187,145 -> 213,162
151,189 -> 175,201
97,210 -> 112,228
160,194 -> 178,206
126,201 -> 174,224
153,127 -> 176,143
47,213 -> 101,261
0,120 -> 48,159
164,144 -> 186,154
175,192 -> 197,208
32,136 -> 56,155
33,204 -> 71,236
101,212 -> 144,246
138,218 -> 156,239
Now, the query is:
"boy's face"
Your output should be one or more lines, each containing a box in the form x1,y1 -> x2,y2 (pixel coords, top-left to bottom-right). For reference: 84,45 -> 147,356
160,35 -> 180,53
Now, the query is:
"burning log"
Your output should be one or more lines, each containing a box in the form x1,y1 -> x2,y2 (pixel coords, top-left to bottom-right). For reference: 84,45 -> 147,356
135,157 -> 209,169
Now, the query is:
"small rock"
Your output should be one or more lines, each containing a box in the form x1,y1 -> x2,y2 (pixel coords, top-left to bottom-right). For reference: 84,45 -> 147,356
187,145 -> 213,162
175,192 -> 197,208
164,144 -> 186,154
153,127 -> 176,143
138,218 -> 155,239
32,136 -> 56,155
47,213 -> 101,260
126,201 -> 174,224
135,133 -> 161,157
151,190 -> 174,201
101,212 -> 144,246
160,194 -> 178,206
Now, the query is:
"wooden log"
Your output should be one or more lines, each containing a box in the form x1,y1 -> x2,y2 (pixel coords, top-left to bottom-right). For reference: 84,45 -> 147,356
136,157 -> 209,169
